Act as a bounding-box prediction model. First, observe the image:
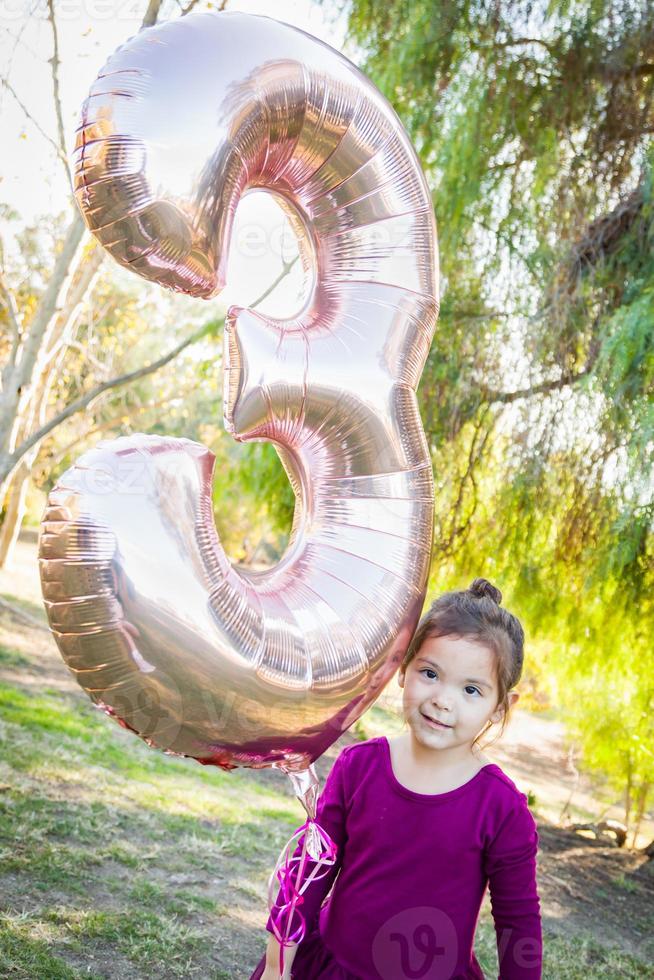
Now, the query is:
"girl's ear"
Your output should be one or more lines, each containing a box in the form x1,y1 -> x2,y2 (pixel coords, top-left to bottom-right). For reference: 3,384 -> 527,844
490,690 -> 519,724
398,667 -> 405,689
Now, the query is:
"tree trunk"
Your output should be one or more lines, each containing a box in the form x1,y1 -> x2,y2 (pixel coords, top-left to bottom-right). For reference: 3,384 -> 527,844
631,780 -> 651,849
0,457 -> 33,568
0,215 -> 85,482
0,243 -> 103,497
0,0 -> 168,490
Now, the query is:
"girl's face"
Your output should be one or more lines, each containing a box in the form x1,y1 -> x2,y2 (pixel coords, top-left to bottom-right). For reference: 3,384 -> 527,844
398,634 -> 510,753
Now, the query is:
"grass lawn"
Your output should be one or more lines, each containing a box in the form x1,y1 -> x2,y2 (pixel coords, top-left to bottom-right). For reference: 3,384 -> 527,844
0,609 -> 652,977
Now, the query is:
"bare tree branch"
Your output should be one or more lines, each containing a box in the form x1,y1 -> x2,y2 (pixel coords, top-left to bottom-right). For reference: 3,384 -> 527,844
35,246 -> 104,377
470,36 -> 557,58
0,76 -> 69,172
440,310 -> 512,322
251,254 -> 299,309
2,6 -> 35,82
0,214 -> 85,440
0,0 -> 168,500
40,395 -> 177,469
480,309 -> 602,405
46,0 -> 71,188
141,0 -> 165,29
6,243 -> 299,478
64,338 -> 109,376
6,317 -> 219,470
2,0 -> 164,180
566,186 -> 643,282
0,270 -> 22,345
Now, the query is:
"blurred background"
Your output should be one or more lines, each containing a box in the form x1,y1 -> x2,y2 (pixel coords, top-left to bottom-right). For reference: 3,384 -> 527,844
0,1 -> 652,977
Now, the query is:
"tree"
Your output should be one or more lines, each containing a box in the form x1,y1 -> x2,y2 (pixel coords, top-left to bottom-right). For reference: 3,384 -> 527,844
330,0 -> 654,841
0,0 -> 226,567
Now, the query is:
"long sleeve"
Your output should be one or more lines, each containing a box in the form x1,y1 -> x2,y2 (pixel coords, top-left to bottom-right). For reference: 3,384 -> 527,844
483,796 -> 543,979
266,748 -> 348,938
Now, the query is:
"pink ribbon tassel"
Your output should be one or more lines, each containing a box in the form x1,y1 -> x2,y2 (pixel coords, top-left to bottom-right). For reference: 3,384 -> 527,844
267,819 -> 338,977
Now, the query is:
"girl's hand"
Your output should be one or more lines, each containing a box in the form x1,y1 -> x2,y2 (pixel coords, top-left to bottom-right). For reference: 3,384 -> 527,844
261,967 -> 288,980
261,962 -> 293,980
263,934 -> 297,979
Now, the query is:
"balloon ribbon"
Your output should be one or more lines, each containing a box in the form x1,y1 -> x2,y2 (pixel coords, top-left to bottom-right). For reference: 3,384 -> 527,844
267,818 -> 337,977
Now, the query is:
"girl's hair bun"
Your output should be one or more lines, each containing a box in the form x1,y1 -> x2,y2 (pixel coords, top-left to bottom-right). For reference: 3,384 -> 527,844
468,577 -> 502,605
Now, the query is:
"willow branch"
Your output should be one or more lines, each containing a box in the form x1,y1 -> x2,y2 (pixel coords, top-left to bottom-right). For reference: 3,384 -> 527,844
472,36 -> 556,57
479,366 -> 592,405
436,406 -> 496,558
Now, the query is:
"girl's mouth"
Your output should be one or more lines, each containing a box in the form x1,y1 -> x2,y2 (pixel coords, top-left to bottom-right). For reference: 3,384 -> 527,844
421,712 -> 451,729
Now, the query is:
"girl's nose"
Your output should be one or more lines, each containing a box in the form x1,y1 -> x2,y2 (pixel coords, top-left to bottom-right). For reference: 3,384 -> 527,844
432,691 -> 453,712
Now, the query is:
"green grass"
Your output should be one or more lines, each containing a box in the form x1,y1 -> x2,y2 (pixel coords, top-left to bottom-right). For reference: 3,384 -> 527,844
0,638 -> 300,977
44,906 -> 205,967
611,873 -> 643,894
0,642 -> 31,668
1,630 -> 652,978
0,592 -> 47,622
0,916 -> 102,979
356,700 -> 405,738
473,919 -> 654,978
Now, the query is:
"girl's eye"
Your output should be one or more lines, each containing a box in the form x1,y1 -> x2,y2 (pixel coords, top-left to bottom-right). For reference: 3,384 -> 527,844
420,669 -> 481,696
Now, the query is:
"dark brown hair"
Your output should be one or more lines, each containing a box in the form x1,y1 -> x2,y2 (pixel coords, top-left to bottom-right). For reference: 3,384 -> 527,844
401,578 -> 525,750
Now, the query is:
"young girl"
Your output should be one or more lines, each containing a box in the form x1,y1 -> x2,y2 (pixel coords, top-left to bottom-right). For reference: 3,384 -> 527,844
250,578 -> 542,979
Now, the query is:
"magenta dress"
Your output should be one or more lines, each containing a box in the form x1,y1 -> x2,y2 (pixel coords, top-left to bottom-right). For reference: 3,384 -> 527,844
250,736 -> 542,979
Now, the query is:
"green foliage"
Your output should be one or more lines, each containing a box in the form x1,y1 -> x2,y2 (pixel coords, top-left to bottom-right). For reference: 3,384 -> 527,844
211,438 -> 295,563
7,0 -> 652,849
330,0 -> 654,830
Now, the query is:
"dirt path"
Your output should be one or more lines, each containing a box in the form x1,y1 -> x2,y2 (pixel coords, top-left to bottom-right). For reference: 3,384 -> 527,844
366,683 -> 654,963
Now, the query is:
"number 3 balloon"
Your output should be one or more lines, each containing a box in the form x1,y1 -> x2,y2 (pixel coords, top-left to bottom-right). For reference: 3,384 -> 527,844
38,12 -> 439,776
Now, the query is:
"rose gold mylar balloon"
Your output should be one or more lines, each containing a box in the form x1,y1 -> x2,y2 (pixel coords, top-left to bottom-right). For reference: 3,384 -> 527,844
38,12 -> 439,776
